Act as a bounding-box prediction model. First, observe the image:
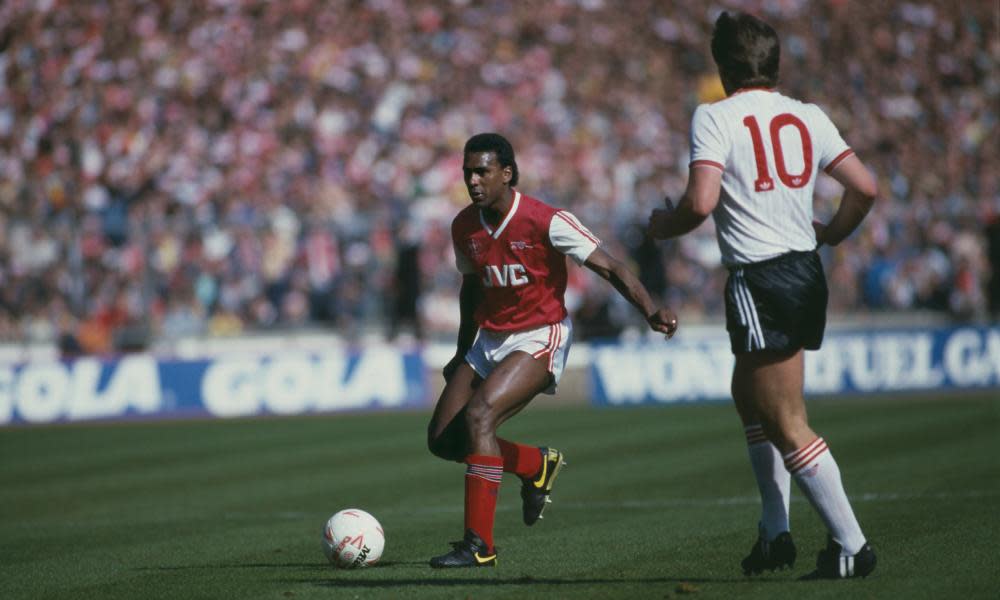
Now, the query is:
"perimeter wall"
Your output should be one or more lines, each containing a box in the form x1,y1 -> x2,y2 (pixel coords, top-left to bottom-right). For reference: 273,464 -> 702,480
2,323 -> 997,426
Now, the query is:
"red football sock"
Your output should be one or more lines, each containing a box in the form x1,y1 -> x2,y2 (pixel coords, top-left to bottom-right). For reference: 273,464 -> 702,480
464,454 -> 503,552
498,438 -> 543,479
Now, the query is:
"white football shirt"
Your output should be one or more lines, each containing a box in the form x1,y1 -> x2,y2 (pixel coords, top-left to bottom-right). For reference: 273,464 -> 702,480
689,88 -> 853,266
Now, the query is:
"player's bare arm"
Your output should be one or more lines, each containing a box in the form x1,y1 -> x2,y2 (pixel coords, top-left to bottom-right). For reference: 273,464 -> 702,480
583,248 -> 679,338
813,155 -> 877,247
443,274 -> 482,381
647,165 -> 723,240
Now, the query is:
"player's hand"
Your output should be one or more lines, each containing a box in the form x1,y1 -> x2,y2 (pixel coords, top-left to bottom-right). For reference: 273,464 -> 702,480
646,308 -> 679,339
812,220 -> 828,247
442,354 -> 465,382
646,196 -> 675,239
647,208 -> 673,239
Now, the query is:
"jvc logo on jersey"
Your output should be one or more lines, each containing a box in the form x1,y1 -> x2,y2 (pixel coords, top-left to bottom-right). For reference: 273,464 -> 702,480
482,264 -> 529,287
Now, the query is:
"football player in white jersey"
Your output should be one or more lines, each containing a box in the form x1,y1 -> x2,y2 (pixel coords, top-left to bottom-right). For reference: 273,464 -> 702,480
648,11 -> 878,579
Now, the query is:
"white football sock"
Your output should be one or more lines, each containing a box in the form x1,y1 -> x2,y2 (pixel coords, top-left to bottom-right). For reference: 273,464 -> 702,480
745,425 -> 791,539
784,437 -> 867,555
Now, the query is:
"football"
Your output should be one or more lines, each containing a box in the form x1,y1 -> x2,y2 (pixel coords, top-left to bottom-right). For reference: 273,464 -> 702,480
321,509 -> 385,569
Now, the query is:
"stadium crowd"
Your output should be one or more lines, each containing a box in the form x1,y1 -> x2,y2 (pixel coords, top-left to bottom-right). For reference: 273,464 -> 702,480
0,0 -> 996,353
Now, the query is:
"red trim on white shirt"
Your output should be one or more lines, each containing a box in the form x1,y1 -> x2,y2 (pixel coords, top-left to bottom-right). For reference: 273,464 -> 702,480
690,159 -> 725,172
554,211 -> 599,245
824,149 -> 854,174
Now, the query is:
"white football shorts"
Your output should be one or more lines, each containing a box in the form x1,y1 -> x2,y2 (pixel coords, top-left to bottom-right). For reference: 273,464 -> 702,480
464,316 -> 573,394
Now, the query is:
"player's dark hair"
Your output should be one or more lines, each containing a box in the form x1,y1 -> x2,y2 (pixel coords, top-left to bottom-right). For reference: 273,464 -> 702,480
711,11 -> 780,91
464,133 -> 519,186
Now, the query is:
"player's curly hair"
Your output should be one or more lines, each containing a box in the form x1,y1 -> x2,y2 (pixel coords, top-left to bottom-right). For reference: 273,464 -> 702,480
464,133 -> 519,187
711,11 -> 780,91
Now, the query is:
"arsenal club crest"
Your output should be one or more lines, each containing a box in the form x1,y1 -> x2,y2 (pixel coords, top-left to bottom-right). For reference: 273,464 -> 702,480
467,237 -> 482,257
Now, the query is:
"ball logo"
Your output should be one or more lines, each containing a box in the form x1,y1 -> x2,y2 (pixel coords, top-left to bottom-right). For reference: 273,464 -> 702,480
350,545 -> 371,568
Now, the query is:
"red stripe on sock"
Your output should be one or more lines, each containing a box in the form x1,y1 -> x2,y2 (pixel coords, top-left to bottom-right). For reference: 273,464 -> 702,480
465,454 -> 503,551
498,439 -> 543,479
789,441 -> 828,473
785,438 -> 828,473
784,437 -> 823,462
744,425 -> 768,445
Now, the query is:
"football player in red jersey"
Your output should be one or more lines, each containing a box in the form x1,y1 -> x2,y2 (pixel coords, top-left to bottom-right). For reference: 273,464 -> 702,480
647,12 -> 877,579
427,133 -> 678,568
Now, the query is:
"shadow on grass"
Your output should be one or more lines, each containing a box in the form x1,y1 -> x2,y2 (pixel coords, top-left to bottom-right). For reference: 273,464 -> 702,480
135,562 -> 803,586
297,575 -> 795,588
132,560 -> 427,571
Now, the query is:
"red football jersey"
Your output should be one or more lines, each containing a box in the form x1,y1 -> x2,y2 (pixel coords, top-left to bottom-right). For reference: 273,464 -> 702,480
452,191 -> 600,332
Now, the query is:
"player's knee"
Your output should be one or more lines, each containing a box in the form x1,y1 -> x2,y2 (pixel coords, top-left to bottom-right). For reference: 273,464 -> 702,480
426,430 -> 443,457
464,400 -> 497,442
759,414 -> 812,452
427,431 -> 465,462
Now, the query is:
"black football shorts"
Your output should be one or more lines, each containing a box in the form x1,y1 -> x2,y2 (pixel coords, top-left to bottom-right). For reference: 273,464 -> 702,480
724,250 -> 828,355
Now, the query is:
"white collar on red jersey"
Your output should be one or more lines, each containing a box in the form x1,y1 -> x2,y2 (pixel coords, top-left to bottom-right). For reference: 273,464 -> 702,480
479,190 -> 521,239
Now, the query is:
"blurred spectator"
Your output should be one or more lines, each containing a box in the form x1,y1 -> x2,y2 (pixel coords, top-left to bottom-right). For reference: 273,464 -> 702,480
575,287 -> 624,342
988,215 -> 1000,316
0,0 -> 995,352
387,222 -> 424,341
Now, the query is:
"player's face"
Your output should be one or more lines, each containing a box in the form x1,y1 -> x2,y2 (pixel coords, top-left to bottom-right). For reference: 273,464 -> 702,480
463,151 -> 512,209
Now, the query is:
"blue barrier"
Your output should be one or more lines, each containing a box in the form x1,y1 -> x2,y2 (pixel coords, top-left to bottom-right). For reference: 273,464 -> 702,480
4,325 -> 995,423
0,348 -> 427,425
590,325 -> 1000,406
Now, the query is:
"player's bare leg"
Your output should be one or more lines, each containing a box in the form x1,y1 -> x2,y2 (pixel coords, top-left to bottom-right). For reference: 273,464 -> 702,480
733,353 -> 796,574
427,363 -> 480,461
430,352 -> 561,568
736,349 -> 815,452
464,351 -> 552,456
466,351 -> 567,525
738,350 -> 873,578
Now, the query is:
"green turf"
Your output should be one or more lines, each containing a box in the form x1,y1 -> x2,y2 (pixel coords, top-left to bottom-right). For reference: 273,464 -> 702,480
2,394 -> 999,599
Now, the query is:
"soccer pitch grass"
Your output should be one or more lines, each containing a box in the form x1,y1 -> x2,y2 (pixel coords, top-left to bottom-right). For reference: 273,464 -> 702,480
2,395 -> 998,599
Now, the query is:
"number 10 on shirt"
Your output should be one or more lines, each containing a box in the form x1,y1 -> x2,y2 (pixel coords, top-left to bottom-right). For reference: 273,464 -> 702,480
742,113 -> 813,192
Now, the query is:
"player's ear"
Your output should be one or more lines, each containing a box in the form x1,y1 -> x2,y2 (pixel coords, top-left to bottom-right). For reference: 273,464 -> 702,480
502,166 -> 512,184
